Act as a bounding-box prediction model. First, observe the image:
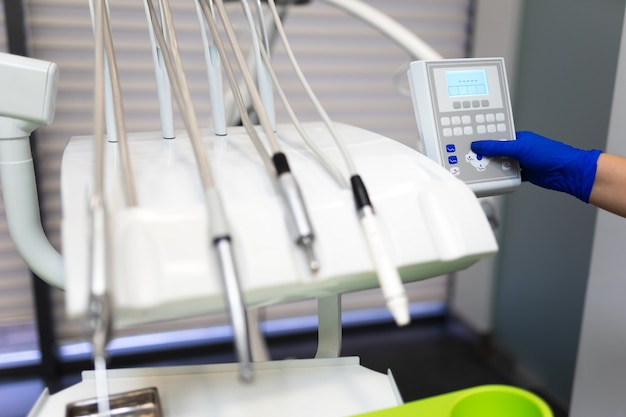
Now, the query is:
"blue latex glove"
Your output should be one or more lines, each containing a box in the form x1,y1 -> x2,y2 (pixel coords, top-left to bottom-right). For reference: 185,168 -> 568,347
471,131 -> 602,202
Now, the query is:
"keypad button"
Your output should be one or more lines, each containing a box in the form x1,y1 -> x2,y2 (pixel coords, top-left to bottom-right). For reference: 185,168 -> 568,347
497,123 -> 507,132
443,128 -> 453,137
462,101 -> 471,108
441,117 -> 451,126
461,115 -> 471,124
451,116 -> 461,125
481,99 -> 490,107
463,126 -> 473,135
487,124 -> 496,133
475,114 -> 485,123
477,125 -> 487,134
446,144 -> 456,153
448,156 -> 458,164
453,127 -> 463,136
496,113 -> 505,122
472,100 -> 480,108
453,101 -> 462,109
486,114 -> 496,123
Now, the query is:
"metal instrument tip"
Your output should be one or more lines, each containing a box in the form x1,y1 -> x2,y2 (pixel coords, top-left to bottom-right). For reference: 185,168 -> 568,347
300,237 -> 320,273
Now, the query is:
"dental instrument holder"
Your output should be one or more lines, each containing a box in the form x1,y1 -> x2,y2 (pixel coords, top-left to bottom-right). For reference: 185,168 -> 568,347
62,121 -> 498,326
41,120 -> 501,417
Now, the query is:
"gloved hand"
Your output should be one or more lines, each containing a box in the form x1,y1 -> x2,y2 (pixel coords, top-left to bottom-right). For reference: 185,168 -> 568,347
471,131 -> 602,202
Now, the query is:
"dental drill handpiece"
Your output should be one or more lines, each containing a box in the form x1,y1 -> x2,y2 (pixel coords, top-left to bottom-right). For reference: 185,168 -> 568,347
263,0 -> 409,324
238,0 -> 318,272
87,196 -> 114,416
89,1 -> 113,413
351,175 -> 410,326
209,191 -> 253,382
201,0 -> 320,273
272,153 -> 319,272
145,0 -> 253,382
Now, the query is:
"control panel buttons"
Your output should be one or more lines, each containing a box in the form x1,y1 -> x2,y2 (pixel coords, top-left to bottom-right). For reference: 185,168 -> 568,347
465,151 -> 489,172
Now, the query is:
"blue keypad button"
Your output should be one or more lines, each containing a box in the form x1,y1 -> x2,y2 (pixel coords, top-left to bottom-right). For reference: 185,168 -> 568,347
476,154 -> 483,161
448,156 -> 458,165
446,144 -> 456,153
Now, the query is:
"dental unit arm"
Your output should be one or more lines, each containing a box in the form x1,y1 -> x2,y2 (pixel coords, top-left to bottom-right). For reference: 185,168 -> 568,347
0,52 -> 64,289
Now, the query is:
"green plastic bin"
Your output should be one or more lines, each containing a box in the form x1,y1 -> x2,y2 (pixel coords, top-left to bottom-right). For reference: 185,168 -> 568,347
352,385 -> 553,417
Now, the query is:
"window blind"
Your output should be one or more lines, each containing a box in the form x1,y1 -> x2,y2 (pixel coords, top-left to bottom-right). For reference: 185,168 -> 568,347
16,0 -> 471,347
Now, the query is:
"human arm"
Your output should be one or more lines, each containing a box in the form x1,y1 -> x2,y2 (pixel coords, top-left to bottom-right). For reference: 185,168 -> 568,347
588,153 -> 626,217
470,131 -> 626,218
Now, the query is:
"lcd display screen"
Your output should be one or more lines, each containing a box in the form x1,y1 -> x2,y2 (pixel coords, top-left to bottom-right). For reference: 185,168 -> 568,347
446,69 -> 488,97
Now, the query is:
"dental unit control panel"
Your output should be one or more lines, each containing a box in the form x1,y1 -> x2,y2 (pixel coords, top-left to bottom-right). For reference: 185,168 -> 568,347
408,58 -> 521,197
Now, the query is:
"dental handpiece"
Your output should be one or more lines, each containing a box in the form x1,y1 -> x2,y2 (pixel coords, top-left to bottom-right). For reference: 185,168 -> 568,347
273,152 -> 320,273
351,175 -> 410,326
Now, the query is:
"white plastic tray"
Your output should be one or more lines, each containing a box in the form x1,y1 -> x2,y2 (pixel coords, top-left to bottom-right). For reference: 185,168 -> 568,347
28,357 -> 401,417
61,122 -> 497,327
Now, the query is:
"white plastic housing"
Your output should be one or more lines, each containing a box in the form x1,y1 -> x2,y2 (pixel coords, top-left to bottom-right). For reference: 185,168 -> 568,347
0,52 -> 58,126
61,122 -> 498,327
408,58 -> 521,197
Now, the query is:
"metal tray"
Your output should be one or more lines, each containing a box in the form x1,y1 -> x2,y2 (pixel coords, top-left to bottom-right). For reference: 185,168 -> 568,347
65,387 -> 162,417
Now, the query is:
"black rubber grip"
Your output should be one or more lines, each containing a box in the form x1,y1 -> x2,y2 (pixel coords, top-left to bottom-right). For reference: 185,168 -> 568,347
213,235 -> 231,245
272,152 -> 291,175
350,175 -> 372,211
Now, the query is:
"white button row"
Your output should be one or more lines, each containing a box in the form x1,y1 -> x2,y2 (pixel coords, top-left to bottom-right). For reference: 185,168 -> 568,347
441,115 -> 474,126
474,113 -> 505,124
476,124 -> 507,134
443,124 -> 506,137
443,112 -> 506,126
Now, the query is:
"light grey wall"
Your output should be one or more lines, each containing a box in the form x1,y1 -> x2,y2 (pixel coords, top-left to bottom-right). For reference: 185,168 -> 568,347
570,6 -> 626,415
493,0 -> 625,405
